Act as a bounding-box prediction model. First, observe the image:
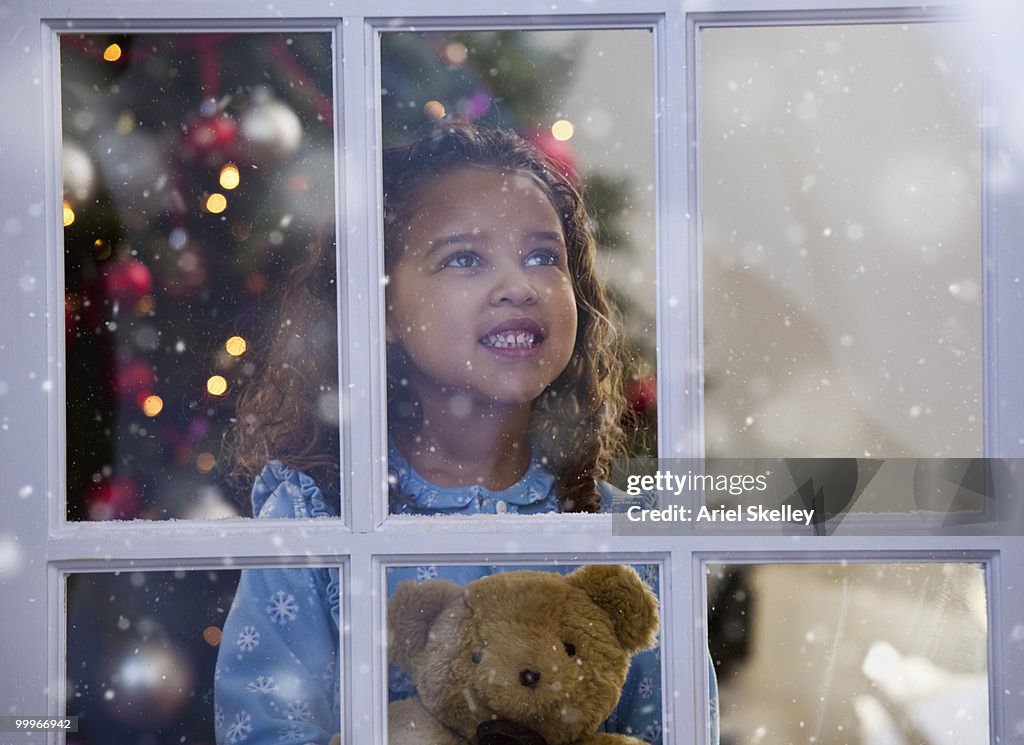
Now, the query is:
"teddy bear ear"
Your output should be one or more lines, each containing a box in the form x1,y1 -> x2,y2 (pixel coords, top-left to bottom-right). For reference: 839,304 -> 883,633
566,565 -> 659,654
387,579 -> 465,671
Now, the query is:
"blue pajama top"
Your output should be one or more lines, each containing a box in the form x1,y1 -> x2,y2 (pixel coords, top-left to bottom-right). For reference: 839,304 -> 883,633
214,451 -> 719,745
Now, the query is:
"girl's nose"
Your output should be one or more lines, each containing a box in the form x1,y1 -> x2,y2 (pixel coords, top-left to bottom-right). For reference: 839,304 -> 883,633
489,267 -> 539,306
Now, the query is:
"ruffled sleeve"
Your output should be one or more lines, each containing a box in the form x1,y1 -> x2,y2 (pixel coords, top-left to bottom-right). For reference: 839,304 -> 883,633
214,464 -> 341,745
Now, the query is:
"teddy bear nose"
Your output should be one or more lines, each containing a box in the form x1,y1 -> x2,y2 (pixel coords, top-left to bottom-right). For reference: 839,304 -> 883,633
518,669 -> 541,688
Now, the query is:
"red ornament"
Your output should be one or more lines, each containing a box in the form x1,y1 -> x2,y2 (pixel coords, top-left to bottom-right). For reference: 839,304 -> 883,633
101,256 -> 152,305
114,358 -> 156,398
182,114 -> 238,163
628,376 -> 658,416
526,127 -> 579,184
84,476 -> 141,521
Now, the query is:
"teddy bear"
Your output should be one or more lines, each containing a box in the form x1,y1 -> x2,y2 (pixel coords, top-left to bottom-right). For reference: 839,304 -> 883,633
387,565 -> 660,745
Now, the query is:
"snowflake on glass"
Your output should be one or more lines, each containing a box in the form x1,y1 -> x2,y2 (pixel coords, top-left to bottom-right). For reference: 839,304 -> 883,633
638,677 -> 654,699
277,722 -> 306,743
285,700 -> 313,722
214,704 -> 224,731
226,711 -> 254,743
246,675 -> 279,694
416,565 -> 438,583
267,591 -> 299,625
236,625 -> 261,652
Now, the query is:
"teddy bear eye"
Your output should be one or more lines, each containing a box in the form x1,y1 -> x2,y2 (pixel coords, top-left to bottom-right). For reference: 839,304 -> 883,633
471,650 -> 482,664
563,641 -> 576,657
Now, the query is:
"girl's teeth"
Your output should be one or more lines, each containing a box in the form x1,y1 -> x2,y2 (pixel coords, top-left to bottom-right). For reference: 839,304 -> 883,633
483,332 -> 536,348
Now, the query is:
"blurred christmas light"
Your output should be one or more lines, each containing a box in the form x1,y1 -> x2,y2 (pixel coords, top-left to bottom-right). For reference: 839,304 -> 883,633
204,193 -> 228,213
219,163 -> 240,190
206,375 -> 228,396
202,626 -> 222,646
136,295 -> 155,314
196,452 -> 216,473
63,201 -> 75,227
115,111 -> 135,135
444,42 -> 468,65
225,335 -> 247,356
551,119 -> 574,141
92,238 -> 112,261
102,43 -> 122,62
142,395 -> 164,417
423,100 -> 446,121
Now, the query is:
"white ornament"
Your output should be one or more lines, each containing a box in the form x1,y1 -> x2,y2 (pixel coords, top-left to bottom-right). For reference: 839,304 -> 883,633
240,87 -> 303,162
62,141 -> 96,204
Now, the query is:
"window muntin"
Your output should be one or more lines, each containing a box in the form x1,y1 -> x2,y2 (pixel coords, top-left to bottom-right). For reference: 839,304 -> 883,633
699,22 -> 983,459
60,32 -> 339,521
707,561 -> 989,745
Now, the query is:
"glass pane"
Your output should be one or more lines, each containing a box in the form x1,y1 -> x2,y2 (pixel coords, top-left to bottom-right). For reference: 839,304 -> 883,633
708,562 -> 988,744
385,563 -> 663,743
60,33 -> 338,520
68,565 -> 342,745
67,570 -> 240,744
700,24 -> 982,458
379,30 -> 656,516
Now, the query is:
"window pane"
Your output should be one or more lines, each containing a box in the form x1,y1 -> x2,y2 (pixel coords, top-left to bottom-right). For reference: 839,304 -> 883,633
385,563 -> 663,743
68,565 -> 342,745
67,570 -> 240,744
708,562 -> 988,744
61,33 -> 338,520
700,24 -> 982,458
379,30 -> 656,516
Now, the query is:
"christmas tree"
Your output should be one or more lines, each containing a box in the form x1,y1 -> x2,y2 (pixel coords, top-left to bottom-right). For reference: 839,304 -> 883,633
62,29 -> 653,745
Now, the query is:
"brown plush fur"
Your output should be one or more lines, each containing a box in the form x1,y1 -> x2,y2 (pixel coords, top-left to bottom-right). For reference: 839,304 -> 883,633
387,566 -> 659,745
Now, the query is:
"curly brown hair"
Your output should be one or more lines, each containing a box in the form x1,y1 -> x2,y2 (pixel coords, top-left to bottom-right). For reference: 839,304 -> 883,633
383,120 -> 626,512
223,236 -> 341,502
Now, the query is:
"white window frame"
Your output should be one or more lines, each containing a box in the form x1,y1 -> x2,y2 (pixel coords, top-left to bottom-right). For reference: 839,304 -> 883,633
1,2 -> 1022,745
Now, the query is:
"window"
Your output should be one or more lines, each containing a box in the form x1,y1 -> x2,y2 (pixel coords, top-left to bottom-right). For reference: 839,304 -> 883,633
1,3 -> 1022,745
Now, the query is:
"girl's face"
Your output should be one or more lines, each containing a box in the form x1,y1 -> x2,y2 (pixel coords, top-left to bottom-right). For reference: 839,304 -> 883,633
386,165 -> 578,410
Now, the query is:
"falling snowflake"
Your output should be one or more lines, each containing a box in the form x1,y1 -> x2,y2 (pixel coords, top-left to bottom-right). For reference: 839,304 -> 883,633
284,700 -> 313,722
638,677 -> 654,698
416,565 -> 438,583
214,704 -> 224,730
267,591 -> 299,625
246,675 -> 279,694
236,625 -> 261,652
226,711 -> 254,743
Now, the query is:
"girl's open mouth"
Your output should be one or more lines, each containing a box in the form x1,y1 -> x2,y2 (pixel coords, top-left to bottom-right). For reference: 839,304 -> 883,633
480,318 -> 544,350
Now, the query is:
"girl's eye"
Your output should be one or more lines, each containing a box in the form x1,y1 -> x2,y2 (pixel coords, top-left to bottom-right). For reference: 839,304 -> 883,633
524,249 -> 559,267
441,251 -> 481,269
471,650 -> 483,664
563,641 -> 576,657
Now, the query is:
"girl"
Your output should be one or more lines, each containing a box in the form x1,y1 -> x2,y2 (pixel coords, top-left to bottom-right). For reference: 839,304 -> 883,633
215,121 -> 715,744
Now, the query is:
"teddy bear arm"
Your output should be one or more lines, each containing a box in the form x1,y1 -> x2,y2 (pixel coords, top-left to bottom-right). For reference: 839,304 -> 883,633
388,697 -> 465,745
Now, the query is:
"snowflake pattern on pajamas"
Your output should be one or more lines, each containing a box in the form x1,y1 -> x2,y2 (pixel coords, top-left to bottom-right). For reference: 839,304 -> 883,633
236,625 -> 261,652
225,711 -> 254,743
267,591 -> 298,625
245,675 -> 279,694
415,565 -> 438,583
277,723 -> 306,742
284,701 -> 313,722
